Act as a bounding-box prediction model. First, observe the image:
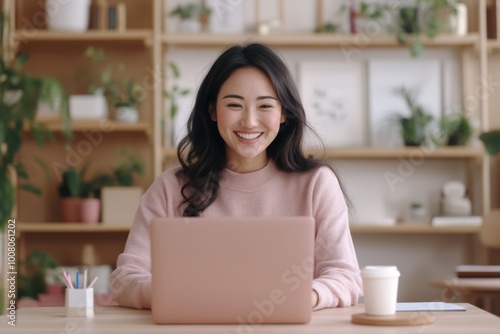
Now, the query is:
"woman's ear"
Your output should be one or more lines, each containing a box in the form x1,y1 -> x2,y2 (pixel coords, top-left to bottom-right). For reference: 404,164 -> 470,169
209,105 -> 217,121
280,112 -> 286,124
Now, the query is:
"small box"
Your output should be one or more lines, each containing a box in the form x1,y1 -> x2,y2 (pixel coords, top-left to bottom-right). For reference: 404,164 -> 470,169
69,94 -> 108,119
65,288 -> 94,318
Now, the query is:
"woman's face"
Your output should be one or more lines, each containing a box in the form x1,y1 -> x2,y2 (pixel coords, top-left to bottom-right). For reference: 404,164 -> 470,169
212,67 -> 284,173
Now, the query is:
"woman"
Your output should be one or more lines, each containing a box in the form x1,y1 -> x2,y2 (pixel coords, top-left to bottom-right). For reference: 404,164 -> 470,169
109,43 -> 362,310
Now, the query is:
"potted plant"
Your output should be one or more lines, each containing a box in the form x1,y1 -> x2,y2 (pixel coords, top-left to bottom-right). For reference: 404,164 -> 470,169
392,86 -> 433,147
169,3 -> 211,33
58,163 -> 113,223
479,131 -> 500,157
109,78 -> 142,123
101,149 -> 145,226
17,250 -> 58,301
71,46 -> 122,120
434,112 -> 473,146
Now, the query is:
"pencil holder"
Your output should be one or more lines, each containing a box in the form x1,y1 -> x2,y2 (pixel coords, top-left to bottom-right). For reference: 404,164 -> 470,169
65,288 -> 94,318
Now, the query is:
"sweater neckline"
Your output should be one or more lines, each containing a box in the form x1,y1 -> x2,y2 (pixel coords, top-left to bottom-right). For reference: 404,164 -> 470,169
220,160 -> 278,192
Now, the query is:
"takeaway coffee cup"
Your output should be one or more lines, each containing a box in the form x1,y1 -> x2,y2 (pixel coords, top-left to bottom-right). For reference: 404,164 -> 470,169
361,266 -> 400,316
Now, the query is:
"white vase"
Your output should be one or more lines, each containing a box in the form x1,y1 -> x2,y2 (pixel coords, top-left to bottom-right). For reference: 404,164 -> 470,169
46,0 -> 91,32
179,20 -> 201,33
115,107 -> 139,123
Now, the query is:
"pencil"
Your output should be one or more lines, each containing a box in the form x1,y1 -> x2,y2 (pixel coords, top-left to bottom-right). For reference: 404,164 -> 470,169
84,269 -> 88,288
76,271 -> 80,289
62,269 -> 74,289
87,276 -> 99,289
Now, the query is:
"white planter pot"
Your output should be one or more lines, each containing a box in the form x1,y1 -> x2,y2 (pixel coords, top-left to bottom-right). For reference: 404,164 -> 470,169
69,94 -> 108,119
101,187 -> 143,226
46,0 -> 91,32
179,20 -> 201,33
115,106 -> 139,123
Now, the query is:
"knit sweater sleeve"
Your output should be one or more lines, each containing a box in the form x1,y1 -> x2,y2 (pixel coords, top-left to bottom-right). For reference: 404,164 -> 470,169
109,171 -> 174,309
311,167 -> 363,310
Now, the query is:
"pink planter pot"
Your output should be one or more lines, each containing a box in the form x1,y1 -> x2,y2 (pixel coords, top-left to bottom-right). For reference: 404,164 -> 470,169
80,198 -> 101,224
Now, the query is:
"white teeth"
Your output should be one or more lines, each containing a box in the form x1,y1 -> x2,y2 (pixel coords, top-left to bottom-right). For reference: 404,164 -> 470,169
237,132 -> 261,140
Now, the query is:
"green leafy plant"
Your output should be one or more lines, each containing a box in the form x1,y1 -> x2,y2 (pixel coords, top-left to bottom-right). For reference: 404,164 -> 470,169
81,46 -> 123,96
111,149 -> 145,186
58,163 -> 113,198
479,130 -> 500,157
356,0 -> 459,57
164,62 -> 190,119
18,250 -> 58,299
108,78 -> 142,109
392,86 -> 433,146
0,51 -> 71,231
169,3 -> 211,20
435,113 -> 473,146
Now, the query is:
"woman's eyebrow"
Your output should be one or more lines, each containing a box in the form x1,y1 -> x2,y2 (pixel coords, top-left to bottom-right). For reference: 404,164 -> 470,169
222,94 -> 277,100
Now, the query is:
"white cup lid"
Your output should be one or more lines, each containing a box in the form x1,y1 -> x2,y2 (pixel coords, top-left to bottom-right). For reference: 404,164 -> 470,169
361,266 -> 400,278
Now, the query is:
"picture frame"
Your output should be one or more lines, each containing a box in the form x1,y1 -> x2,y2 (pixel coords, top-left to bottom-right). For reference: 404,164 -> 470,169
367,60 -> 442,147
298,61 -> 367,148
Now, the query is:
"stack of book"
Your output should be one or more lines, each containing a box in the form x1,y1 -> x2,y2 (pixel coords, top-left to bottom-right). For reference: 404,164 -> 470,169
89,0 -> 127,31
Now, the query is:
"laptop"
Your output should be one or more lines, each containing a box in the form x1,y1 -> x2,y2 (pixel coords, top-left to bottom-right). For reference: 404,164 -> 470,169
150,216 -> 315,324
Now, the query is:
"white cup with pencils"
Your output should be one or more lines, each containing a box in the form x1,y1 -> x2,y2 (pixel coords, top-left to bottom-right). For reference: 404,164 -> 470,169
62,269 -> 99,318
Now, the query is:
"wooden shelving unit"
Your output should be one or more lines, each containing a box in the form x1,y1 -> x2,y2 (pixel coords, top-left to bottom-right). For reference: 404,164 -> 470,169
4,0 -> 496,271
25,120 -> 151,134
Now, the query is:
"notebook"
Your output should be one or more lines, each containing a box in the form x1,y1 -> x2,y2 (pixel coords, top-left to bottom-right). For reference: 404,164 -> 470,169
150,216 -> 315,324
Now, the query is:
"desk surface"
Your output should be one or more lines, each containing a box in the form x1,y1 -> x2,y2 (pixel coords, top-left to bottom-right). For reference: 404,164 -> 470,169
1,304 -> 499,333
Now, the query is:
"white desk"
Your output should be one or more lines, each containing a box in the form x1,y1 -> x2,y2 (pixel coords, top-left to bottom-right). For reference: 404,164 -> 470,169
1,304 -> 499,333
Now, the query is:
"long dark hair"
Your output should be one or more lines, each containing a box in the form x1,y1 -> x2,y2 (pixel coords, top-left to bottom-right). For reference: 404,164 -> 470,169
176,43 -> 335,216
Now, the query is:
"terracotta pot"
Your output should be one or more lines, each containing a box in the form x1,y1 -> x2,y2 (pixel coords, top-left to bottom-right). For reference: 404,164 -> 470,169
61,198 -> 81,222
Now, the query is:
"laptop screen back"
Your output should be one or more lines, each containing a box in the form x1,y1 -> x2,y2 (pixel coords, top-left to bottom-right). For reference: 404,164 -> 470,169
150,216 -> 315,324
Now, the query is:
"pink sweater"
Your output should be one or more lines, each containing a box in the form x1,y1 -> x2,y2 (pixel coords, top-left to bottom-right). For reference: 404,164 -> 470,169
109,161 -> 363,310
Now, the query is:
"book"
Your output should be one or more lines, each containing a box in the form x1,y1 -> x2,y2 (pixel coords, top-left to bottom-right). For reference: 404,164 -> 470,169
431,216 -> 482,227
455,265 -> 500,278
98,0 -> 108,30
117,3 -> 127,32
108,5 -> 117,30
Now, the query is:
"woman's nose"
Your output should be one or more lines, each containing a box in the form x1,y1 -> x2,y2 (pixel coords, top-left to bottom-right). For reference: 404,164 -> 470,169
241,109 -> 258,127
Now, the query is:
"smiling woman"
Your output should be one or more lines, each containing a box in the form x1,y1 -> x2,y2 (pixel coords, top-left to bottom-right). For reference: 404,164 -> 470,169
109,43 -> 363,312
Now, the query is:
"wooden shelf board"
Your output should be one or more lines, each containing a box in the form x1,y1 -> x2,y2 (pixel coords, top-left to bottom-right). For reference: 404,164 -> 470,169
487,40 -> 500,50
14,29 -> 152,42
162,33 -> 479,47
16,222 -> 130,234
26,119 -> 151,134
164,146 -> 483,162
350,223 -> 480,234
15,222 -> 478,235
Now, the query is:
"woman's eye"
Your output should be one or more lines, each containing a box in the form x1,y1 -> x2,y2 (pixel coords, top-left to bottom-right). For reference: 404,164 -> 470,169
260,104 -> 274,109
227,103 -> 241,108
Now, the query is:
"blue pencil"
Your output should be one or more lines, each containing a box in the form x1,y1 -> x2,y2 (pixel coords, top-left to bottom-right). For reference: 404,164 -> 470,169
76,271 -> 80,289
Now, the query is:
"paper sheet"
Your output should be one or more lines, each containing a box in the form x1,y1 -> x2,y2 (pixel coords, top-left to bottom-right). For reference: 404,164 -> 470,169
396,302 -> 466,312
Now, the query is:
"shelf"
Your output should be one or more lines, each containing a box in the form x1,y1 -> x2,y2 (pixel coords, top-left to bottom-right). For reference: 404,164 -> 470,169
488,40 -> 500,50
14,29 -> 152,45
16,222 -> 130,235
25,119 -> 151,135
163,146 -> 484,163
350,224 -> 480,234
162,33 -> 480,48
15,222 -> 478,236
